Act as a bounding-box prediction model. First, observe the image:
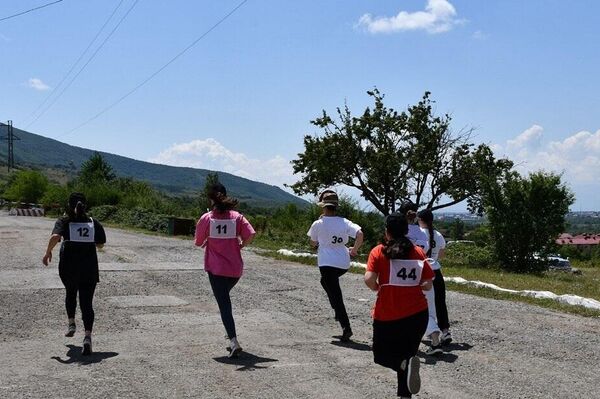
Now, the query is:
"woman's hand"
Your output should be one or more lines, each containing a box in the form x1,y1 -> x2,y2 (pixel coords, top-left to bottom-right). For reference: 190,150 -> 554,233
42,251 -> 52,266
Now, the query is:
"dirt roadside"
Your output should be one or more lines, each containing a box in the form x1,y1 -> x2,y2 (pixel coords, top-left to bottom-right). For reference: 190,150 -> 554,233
1,211 -> 599,398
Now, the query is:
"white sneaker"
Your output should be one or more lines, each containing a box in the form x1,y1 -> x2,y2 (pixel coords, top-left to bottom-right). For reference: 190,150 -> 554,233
228,337 -> 242,358
406,356 -> 421,394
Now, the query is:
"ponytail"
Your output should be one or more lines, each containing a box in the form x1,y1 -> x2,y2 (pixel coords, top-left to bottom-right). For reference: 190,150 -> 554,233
383,212 -> 414,259
207,183 -> 238,212
417,209 -> 435,257
67,192 -> 88,221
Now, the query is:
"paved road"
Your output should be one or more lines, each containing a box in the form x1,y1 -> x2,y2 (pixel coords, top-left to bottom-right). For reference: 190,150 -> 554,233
1,211 -> 599,398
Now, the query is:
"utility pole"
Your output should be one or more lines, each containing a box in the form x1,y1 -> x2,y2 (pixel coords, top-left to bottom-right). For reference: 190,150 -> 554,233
1,121 -> 20,172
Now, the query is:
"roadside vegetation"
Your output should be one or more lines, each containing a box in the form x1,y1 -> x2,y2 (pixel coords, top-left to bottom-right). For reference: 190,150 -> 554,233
1,90 -> 598,317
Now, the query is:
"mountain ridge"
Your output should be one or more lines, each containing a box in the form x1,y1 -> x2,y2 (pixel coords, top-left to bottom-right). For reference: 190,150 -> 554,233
0,126 -> 307,208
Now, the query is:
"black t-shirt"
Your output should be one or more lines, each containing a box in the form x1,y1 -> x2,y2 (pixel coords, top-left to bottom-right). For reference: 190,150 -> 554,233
53,216 -> 106,284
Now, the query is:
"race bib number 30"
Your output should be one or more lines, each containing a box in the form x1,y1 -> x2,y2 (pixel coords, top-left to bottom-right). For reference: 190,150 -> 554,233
388,259 -> 424,287
69,222 -> 95,243
209,219 -> 237,239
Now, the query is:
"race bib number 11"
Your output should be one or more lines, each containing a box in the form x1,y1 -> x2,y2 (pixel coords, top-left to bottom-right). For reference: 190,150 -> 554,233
69,222 -> 95,243
388,259 -> 424,287
209,219 -> 237,239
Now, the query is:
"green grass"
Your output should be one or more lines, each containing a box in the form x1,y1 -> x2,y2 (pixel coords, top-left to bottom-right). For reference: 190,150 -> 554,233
442,263 -> 600,302
254,246 -> 600,318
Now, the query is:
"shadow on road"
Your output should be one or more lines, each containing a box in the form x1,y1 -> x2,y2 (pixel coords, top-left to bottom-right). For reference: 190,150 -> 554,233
330,340 -> 371,351
213,351 -> 278,371
418,341 -> 473,365
51,344 -> 119,365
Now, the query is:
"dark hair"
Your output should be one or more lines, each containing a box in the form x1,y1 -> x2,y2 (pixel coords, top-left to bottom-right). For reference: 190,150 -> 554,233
417,209 -> 434,257
208,183 -> 238,212
67,192 -> 88,221
383,212 -> 414,259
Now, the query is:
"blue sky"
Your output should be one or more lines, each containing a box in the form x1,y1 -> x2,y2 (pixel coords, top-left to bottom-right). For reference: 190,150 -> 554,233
1,0 -> 599,210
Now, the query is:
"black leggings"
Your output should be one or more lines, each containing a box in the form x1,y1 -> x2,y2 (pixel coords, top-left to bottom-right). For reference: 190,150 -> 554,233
64,283 -> 97,332
319,266 -> 350,329
373,310 -> 428,397
433,269 -> 450,331
208,272 -> 240,339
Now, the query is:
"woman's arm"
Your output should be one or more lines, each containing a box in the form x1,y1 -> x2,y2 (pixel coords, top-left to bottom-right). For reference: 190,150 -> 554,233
42,234 -> 62,266
349,230 -> 364,257
240,232 -> 256,249
421,279 -> 433,291
438,248 -> 445,260
364,271 -> 379,291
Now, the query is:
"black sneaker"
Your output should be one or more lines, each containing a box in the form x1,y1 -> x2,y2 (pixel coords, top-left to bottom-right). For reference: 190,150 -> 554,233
340,327 -> 353,342
441,330 -> 453,346
406,356 -> 421,394
65,323 -> 76,337
82,336 -> 92,356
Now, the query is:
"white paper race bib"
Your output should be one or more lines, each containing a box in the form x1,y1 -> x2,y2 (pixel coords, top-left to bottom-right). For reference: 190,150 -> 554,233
209,218 -> 237,239
69,221 -> 95,243
387,259 -> 424,287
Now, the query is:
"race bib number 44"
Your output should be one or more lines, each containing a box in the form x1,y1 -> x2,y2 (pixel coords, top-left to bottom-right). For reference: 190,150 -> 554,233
209,219 -> 237,239
69,222 -> 95,243
388,259 -> 424,287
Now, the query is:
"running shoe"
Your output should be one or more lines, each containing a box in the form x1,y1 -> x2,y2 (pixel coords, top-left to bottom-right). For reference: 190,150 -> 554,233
406,356 -> 421,394
228,337 -> 242,358
65,323 -> 76,337
82,336 -> 92,356
441,330 -> 453,345
425,344 -> 443,356
340,327 -> 353,342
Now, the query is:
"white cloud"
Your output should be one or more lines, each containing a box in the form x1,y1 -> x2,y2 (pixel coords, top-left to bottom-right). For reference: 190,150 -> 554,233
148,138 -> 295,188
27,78 -> 50,91
494,126 -> 600,184
357,0 -> 464,34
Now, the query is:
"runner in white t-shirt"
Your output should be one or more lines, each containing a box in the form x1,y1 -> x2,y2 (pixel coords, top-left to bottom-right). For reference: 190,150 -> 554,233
418,209 -> 452,347
400,201 -> 442,356
307,191 -> 364,342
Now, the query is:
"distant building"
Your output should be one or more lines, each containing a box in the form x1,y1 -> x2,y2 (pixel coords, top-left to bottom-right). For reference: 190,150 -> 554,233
556,233 -> 600,254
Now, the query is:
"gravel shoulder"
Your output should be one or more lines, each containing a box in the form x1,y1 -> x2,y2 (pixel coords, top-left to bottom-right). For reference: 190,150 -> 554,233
1,211 -> 599,399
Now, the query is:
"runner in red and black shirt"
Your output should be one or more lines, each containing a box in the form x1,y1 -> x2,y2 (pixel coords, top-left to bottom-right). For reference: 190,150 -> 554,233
364,212 -> 434,398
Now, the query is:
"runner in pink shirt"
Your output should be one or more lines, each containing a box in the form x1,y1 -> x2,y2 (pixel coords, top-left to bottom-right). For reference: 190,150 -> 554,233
195,183 -> 256,357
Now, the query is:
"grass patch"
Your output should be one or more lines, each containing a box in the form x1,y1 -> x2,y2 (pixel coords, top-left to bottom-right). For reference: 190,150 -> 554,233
445,281 -> 600,318
254,246 -> 600,318
443,263 -> 600,302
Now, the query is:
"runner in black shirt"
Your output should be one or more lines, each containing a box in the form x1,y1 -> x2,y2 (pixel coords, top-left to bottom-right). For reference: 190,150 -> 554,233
43,193 -> 106,355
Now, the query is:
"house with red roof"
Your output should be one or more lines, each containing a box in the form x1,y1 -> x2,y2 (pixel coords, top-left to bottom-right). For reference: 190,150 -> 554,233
556,233 -> 600,254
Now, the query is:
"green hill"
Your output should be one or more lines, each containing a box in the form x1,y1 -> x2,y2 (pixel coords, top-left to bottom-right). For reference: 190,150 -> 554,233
0,126 -> 307,208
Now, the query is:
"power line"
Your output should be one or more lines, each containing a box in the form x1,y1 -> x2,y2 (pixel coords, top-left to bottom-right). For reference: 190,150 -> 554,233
22,0 -> 126,127
60,0 -> 249,138
0,0 -> 63,22
25,0 -> 139,130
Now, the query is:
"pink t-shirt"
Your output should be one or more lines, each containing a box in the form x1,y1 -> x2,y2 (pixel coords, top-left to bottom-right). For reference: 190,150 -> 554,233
194,210 -> 255,278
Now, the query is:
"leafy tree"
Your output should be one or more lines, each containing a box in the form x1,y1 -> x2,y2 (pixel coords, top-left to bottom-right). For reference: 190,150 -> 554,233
79,152 -> 116,185
483,171 -> 574,273
448,218 -> 465,241
4,170 -> 48,203
290,89 -> 513,215
41,184 -> 69,209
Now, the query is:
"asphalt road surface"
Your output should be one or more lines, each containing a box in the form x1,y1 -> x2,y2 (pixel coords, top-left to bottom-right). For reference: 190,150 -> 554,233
1,211 -> 599,398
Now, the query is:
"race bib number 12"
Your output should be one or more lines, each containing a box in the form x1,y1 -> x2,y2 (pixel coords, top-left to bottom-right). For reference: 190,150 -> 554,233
388,259 -> 424,287
69,222 -> 95,243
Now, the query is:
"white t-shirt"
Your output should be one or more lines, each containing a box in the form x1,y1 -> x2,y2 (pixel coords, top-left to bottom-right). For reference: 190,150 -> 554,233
407,224 -> 430,253
423,229 -> 446,270
307,216 -> 361,269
